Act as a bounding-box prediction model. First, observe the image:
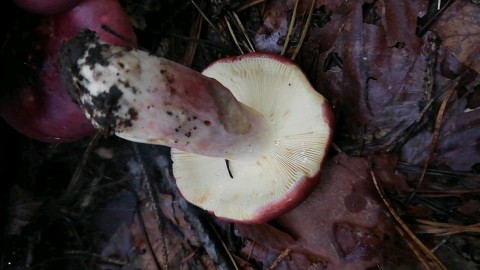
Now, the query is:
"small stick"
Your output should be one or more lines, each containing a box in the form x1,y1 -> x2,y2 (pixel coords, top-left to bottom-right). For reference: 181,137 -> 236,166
268,248 -> 291,270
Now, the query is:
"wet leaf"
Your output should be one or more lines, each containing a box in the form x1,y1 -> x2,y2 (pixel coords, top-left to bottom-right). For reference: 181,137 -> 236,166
256,0 -> 480,170
255,0 -> 328,53
400,89 -> 480,171
236,154 -> 399,269
304,0 -> 430,149
431,1 -> 480,74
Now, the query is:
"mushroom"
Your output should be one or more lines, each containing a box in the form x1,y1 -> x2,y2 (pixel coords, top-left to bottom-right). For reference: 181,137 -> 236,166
61,30 -> 334,223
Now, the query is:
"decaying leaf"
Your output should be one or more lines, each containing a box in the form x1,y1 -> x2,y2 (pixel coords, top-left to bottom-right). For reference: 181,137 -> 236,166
401,89 -> 480,171
235,154 -> 408,269
432,0 -> 480,74
3,1 -> 480,269
255,0 -> 480,170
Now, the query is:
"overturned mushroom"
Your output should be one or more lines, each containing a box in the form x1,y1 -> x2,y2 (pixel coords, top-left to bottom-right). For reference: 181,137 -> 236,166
61,30 -> 334,223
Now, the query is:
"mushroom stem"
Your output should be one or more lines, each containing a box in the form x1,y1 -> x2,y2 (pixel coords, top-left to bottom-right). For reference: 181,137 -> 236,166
61,30 -> 273,160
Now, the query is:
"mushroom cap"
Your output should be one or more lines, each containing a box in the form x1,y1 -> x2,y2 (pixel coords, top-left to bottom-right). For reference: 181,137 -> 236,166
172,53 -> 334,223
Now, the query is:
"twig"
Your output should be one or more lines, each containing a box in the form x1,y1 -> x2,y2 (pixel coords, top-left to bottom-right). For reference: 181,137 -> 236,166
268,248 -> 291,270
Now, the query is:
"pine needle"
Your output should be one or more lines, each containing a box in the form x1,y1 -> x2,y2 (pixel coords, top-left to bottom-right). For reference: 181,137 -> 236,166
281,0 -> 300,56
291,0 -> 315,60
415,219 -> 480,236
62,132 -> 102,203
268,248 -> 291,270
416,189 -> 480,198
230,11 -> 255,52
371,171 -> 447,270
184,0 -> 205,67
405,77 -> 459,204
191,0 -> 224,42
236,0 -> 265,12
225,16 -> 244,54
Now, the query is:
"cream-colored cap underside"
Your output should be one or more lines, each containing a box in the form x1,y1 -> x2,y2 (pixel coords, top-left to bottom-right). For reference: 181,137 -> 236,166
172,56 -> 330,221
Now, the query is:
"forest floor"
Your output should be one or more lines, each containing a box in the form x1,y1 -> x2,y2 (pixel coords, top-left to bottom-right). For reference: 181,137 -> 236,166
2,0 -> 480,269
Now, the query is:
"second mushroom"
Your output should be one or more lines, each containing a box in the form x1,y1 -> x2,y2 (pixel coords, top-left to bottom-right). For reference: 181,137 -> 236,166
61,30 -> 334,223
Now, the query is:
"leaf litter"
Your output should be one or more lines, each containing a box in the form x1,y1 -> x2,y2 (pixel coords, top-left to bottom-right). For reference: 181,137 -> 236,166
2,0 -> 480,269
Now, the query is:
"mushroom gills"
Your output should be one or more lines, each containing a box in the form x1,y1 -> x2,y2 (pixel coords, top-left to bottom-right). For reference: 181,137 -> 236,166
172,54 -> 333,223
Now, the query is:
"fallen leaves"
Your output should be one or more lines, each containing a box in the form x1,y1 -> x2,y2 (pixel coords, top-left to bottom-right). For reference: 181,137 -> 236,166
432,0 -> 480,74
235,154 -> 400,269
256,0 -> 480,170
400,84 -> 480,171
3,0 -> 480,269
246,0 -> 480,268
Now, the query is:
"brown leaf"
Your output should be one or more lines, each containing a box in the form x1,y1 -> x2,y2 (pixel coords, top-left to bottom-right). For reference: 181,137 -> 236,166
298,0 -> 480,170
304,1 -> 430,149
236,154 -> 397,269
432,1 -> 480,74
235,222 -> 295,251
255,0 -> 330,53
400,90 -> 480,171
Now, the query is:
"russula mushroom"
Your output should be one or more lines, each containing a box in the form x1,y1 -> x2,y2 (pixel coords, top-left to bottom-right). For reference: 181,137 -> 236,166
0,0 -> 136,143
61,30 -> 334,223
13,0 -> 82,14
